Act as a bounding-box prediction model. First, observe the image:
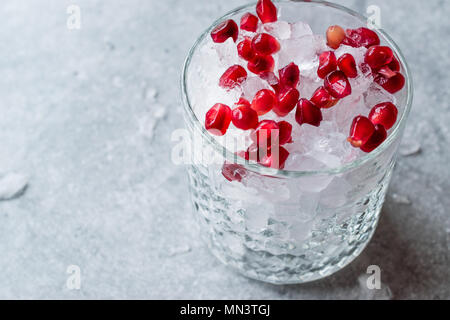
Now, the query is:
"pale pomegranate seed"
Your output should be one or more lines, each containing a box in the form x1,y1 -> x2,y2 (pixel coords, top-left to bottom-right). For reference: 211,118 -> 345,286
240,12 -> 259,32
279,62 -> 300,88
251,120 -> 280,147
260,146 -> 289,169
273,87 -> 300,116
360,124 -> 387,153
374,72 -> 405,94
250,89 -> 278,115
247,54 -> 275,74
252,33 -> 280,56
219,65 -> 247,89
368,102 -> 398,130
295,98 -> 323,127
237,37 -> 256,61
326,25 -> 346,49
278,121 -> 293,145
210,19 -> 239,43
256,0 -> 277,24
231,99 -> 259,130
222,162 -> 247,182
310,86 -> 338,109
377,66 -> 397,79
343,27 -> 380,48
317,51 -> 337,79
338,53 -> 358,78
324,70 -> 352,98
205,103 -> 232,136
347,115 -> 375,147
365,46 -> 394,69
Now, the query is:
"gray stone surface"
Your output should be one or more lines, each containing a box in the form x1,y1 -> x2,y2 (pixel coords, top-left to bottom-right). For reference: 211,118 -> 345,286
0,0 -> 448,299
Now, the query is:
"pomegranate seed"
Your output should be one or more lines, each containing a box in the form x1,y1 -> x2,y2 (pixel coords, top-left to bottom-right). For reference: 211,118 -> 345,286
231,101 -> 259,130
326,25 -> 346,49
295,98 -> 323,127
279,62 -> 300,88
317,51 -> 337,79
388,55 -> 401,72
360,124 -> 387,153
260,146 -> 289,169
251,120 -> 280,147
256,0 -> 277,24
273,87 -> 300,116
250,89 -> 278,115
235,97 -> 251,108
205,103 -> 232,136
277,121 -> 293,145
219,65 -> 247,89
240,12 -> 259,32
338,53 -> 358,78
310,86 -> 338,109
252,33 -> 280,55
365,46 -> 394,69
237,37 -> 256,61
245,143 -> 266,162
375,72 -> 405,94
347,115 -> 375,147
247,54 -> 275,74
368,102 -> 398,130
343,27 -> 380,48
324,70 -> 352,98
210,19 -> 239,43
222,162 -> 247,182
377,66 -> 397,79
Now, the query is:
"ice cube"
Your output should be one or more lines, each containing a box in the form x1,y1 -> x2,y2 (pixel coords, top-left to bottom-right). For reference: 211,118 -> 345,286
290,21 -> 313,39
334,45 -> 367,66
264,21 -> 291,40
279,35 -> 317,70
364,83 -> 396,108
213,38 -> 239,67
241,76 -> 272,100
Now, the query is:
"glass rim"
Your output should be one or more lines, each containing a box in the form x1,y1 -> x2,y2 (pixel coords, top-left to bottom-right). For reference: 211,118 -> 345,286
180,0 -> 414,178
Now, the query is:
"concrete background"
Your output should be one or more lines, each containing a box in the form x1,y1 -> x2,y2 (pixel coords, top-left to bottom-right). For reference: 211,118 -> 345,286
0,0 -> 448,299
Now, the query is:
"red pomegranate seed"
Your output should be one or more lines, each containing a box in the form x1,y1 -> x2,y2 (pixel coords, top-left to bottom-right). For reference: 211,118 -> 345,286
245,143 -> 266,162
210,19 -> 239,43
310,86 -> 338,109
377,66 -> 397,79
360,124 -> 387,153
347,115 -> 375,147
343,27 -> 380,48
273,87 -> 300,116
388,55 -> 401,72
317,51 -> 337,79
324,70 -> 352,98
338,53 -> 358,78
205,103 -> 232,136
240,12 -> 259,32
368,102 -> 398,130
219,65 -> 247,89
295,98 -> 323,127
365,46 -> 394,70
222,162 -> 247,182
326,25 -> 346,49
237,37 -> 255,61
250,89 -> 278,115
278,121 -> 293,145
375,72 -> 405,94
256,0 -> 277,24
279,62 -> 300,88
251,120 -> 280,147
260,146 -> 289,169
247,54 -> 275,75
231,101 -> 259,130
252,33 -> 280,56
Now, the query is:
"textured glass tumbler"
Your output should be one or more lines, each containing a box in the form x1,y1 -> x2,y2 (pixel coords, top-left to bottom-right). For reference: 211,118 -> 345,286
181,1 -> 412,284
